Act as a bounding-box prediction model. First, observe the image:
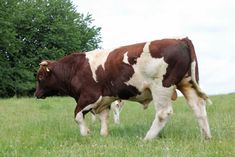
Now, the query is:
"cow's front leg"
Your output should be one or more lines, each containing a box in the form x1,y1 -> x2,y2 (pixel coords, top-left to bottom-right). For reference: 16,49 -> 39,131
74,103 -> 94,136
99,108 -> 109,136
74,96 -> 102,136
75,110 -> 90,136
144,104 -> 173,140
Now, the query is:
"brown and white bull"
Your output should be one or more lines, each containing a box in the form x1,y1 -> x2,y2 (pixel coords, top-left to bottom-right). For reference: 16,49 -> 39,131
35,37 -> 212,140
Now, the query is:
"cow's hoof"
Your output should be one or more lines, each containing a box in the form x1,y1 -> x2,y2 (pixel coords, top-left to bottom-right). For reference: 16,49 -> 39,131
143,136 -> 154,141
80,128 -> 91,136
143,131 -> 156,141
100,131 -> 108,137
204,135 -> 212,140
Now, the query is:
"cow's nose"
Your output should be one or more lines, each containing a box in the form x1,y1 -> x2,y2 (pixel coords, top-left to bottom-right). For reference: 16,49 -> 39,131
34,91 -> 44,99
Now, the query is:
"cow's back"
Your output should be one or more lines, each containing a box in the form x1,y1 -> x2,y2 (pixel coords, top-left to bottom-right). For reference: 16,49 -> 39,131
125,39 -> 191,96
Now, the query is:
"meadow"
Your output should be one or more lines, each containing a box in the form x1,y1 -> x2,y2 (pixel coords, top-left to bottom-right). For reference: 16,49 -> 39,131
0,93 -> 234,157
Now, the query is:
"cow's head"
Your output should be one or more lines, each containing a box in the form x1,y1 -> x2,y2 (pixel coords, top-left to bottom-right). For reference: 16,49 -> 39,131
35,60 -> 59,99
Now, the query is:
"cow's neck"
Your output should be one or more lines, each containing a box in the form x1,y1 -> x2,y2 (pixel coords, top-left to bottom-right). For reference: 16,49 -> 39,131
50,64 -> 74,98
55,53 -> 87,99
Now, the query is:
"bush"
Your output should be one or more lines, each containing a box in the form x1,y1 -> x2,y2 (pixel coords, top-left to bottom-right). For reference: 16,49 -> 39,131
0,0 -> 101,97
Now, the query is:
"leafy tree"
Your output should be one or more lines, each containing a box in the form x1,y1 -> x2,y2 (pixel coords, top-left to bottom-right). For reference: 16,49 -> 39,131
0,0 -> 20,97
0,0 -> 101,97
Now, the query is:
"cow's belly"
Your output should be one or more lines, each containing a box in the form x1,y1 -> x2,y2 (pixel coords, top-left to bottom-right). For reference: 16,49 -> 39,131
93,96 -> 116,114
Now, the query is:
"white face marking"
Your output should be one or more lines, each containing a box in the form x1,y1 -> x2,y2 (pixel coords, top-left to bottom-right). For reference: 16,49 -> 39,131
86,49 -> 113,82
125,42 -> 168,93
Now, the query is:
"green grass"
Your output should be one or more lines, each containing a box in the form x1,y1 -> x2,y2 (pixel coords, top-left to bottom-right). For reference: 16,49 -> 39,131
0,94 -> 234,157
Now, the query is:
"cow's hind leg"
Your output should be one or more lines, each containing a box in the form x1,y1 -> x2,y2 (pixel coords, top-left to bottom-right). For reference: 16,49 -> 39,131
144,84 -> 174,140
178,78 -> 211,139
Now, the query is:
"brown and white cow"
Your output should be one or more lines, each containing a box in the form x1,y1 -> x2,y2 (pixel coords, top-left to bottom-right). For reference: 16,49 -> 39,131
35,37 -> 212,140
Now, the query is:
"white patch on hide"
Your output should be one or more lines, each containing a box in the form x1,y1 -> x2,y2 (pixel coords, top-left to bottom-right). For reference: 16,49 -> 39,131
143,41 -> 151,53
125,41 -> 168,93
86,49 -> 113,82
123,52 -> 129,64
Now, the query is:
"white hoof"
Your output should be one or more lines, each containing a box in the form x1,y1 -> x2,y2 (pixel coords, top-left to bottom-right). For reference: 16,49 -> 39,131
80,127 -> 90,136
100,130 -> 108,137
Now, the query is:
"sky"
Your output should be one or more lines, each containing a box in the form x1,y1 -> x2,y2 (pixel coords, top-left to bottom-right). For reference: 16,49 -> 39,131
72,0 -> 235,95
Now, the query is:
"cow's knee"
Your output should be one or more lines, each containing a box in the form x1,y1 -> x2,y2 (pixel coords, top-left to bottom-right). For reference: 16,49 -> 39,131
158,106 -> 173,122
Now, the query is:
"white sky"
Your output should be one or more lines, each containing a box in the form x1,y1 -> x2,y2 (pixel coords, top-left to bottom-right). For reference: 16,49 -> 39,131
72,0 -> 235,95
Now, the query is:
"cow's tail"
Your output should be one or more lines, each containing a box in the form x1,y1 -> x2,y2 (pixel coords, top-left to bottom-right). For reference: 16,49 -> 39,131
182,37 -> 212,105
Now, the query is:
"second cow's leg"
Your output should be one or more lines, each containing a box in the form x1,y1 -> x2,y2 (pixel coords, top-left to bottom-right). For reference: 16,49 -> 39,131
113,109 -> 120,124
144,84 -> 175,140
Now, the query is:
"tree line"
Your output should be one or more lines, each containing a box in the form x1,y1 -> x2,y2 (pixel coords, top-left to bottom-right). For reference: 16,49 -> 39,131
0,0 -> 101,97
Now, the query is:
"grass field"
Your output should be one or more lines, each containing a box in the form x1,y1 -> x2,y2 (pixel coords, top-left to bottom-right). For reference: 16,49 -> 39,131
0,93 -> 234,157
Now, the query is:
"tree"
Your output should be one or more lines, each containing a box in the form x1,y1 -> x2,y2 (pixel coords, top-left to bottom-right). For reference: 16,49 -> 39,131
0,0 -> 101,97
0,0 -> 20,97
